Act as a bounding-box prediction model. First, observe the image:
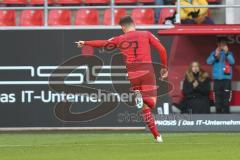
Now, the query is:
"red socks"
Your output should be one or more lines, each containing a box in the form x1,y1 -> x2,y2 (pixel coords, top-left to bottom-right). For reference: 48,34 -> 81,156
142,108 -> 160,139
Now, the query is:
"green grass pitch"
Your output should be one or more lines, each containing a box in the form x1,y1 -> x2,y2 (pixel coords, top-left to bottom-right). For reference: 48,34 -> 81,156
0,132 -> 240,160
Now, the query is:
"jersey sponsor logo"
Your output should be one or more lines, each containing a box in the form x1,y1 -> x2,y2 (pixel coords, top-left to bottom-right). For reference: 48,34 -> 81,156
103,40 -> 138,52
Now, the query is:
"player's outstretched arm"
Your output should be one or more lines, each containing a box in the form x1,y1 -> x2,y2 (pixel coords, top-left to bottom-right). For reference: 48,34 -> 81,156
75,37 -> 119,48
75,40 -> 109,48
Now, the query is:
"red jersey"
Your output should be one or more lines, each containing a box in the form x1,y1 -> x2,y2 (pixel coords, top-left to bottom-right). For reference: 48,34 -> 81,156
84,30 -> 166,109
84,30 -> 167,66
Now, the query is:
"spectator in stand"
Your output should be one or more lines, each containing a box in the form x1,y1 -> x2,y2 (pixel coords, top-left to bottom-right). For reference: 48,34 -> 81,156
179,61 -> 211,114
180,0 -> 214,24
207,37 -> 235,114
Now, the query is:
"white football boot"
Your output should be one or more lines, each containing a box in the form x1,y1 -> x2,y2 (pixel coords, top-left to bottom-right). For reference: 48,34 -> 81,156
156,135 -> 163,143
134,90 -> 143,109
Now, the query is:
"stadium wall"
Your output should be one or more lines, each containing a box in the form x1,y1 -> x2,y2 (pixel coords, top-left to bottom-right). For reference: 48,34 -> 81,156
0,29 -> 171,128
1,29 -> 240,132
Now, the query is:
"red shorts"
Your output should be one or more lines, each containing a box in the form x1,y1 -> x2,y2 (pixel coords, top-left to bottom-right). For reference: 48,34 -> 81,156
127,65 -> 157,109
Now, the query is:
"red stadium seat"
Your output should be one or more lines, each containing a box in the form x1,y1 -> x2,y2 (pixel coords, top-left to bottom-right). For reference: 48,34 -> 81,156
20,10 -> 43,26
115,0 -> 137,4
75,9 -> 99,25
0,10 -> 16,26
55,0 -> 82,4
131,8 -> 154,25
83,0 -> 109,4
158,8 -> 176,24
103,9 -> 126,25
1,0 -> 27,4
48,10 -> 71,26
28,0 -> 54,5
138,0 -> 154,3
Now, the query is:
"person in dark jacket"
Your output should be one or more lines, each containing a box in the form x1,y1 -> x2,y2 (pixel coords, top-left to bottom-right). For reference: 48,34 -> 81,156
179,61 -> 211,114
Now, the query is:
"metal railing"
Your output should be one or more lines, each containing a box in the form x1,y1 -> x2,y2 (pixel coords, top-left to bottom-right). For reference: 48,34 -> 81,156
0,0 -> 240,29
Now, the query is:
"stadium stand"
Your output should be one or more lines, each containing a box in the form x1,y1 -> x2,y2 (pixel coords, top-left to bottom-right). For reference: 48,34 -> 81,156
1,0 -> 27,4
115,0 -> 137,4
138,0 -> 154,3
75,9 -> 99,25
28,0 -> 54,5
0,10 -> 16,26
158,8 -> 176,24
20,10 -> 43,26
48,9 -> 71,26
103,9 -> 126,25
83,0 -> 110,4
55,0 -> 82,5
0,0 -> 234,26
131,8 -> 155,25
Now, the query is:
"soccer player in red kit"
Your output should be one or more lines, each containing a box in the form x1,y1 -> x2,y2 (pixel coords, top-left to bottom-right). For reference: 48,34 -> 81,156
75,16 -> 168,143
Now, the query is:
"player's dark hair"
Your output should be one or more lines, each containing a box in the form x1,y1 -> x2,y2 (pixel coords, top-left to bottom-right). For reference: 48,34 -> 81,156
217,36 -> 229,44
119,16 -> 134,26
